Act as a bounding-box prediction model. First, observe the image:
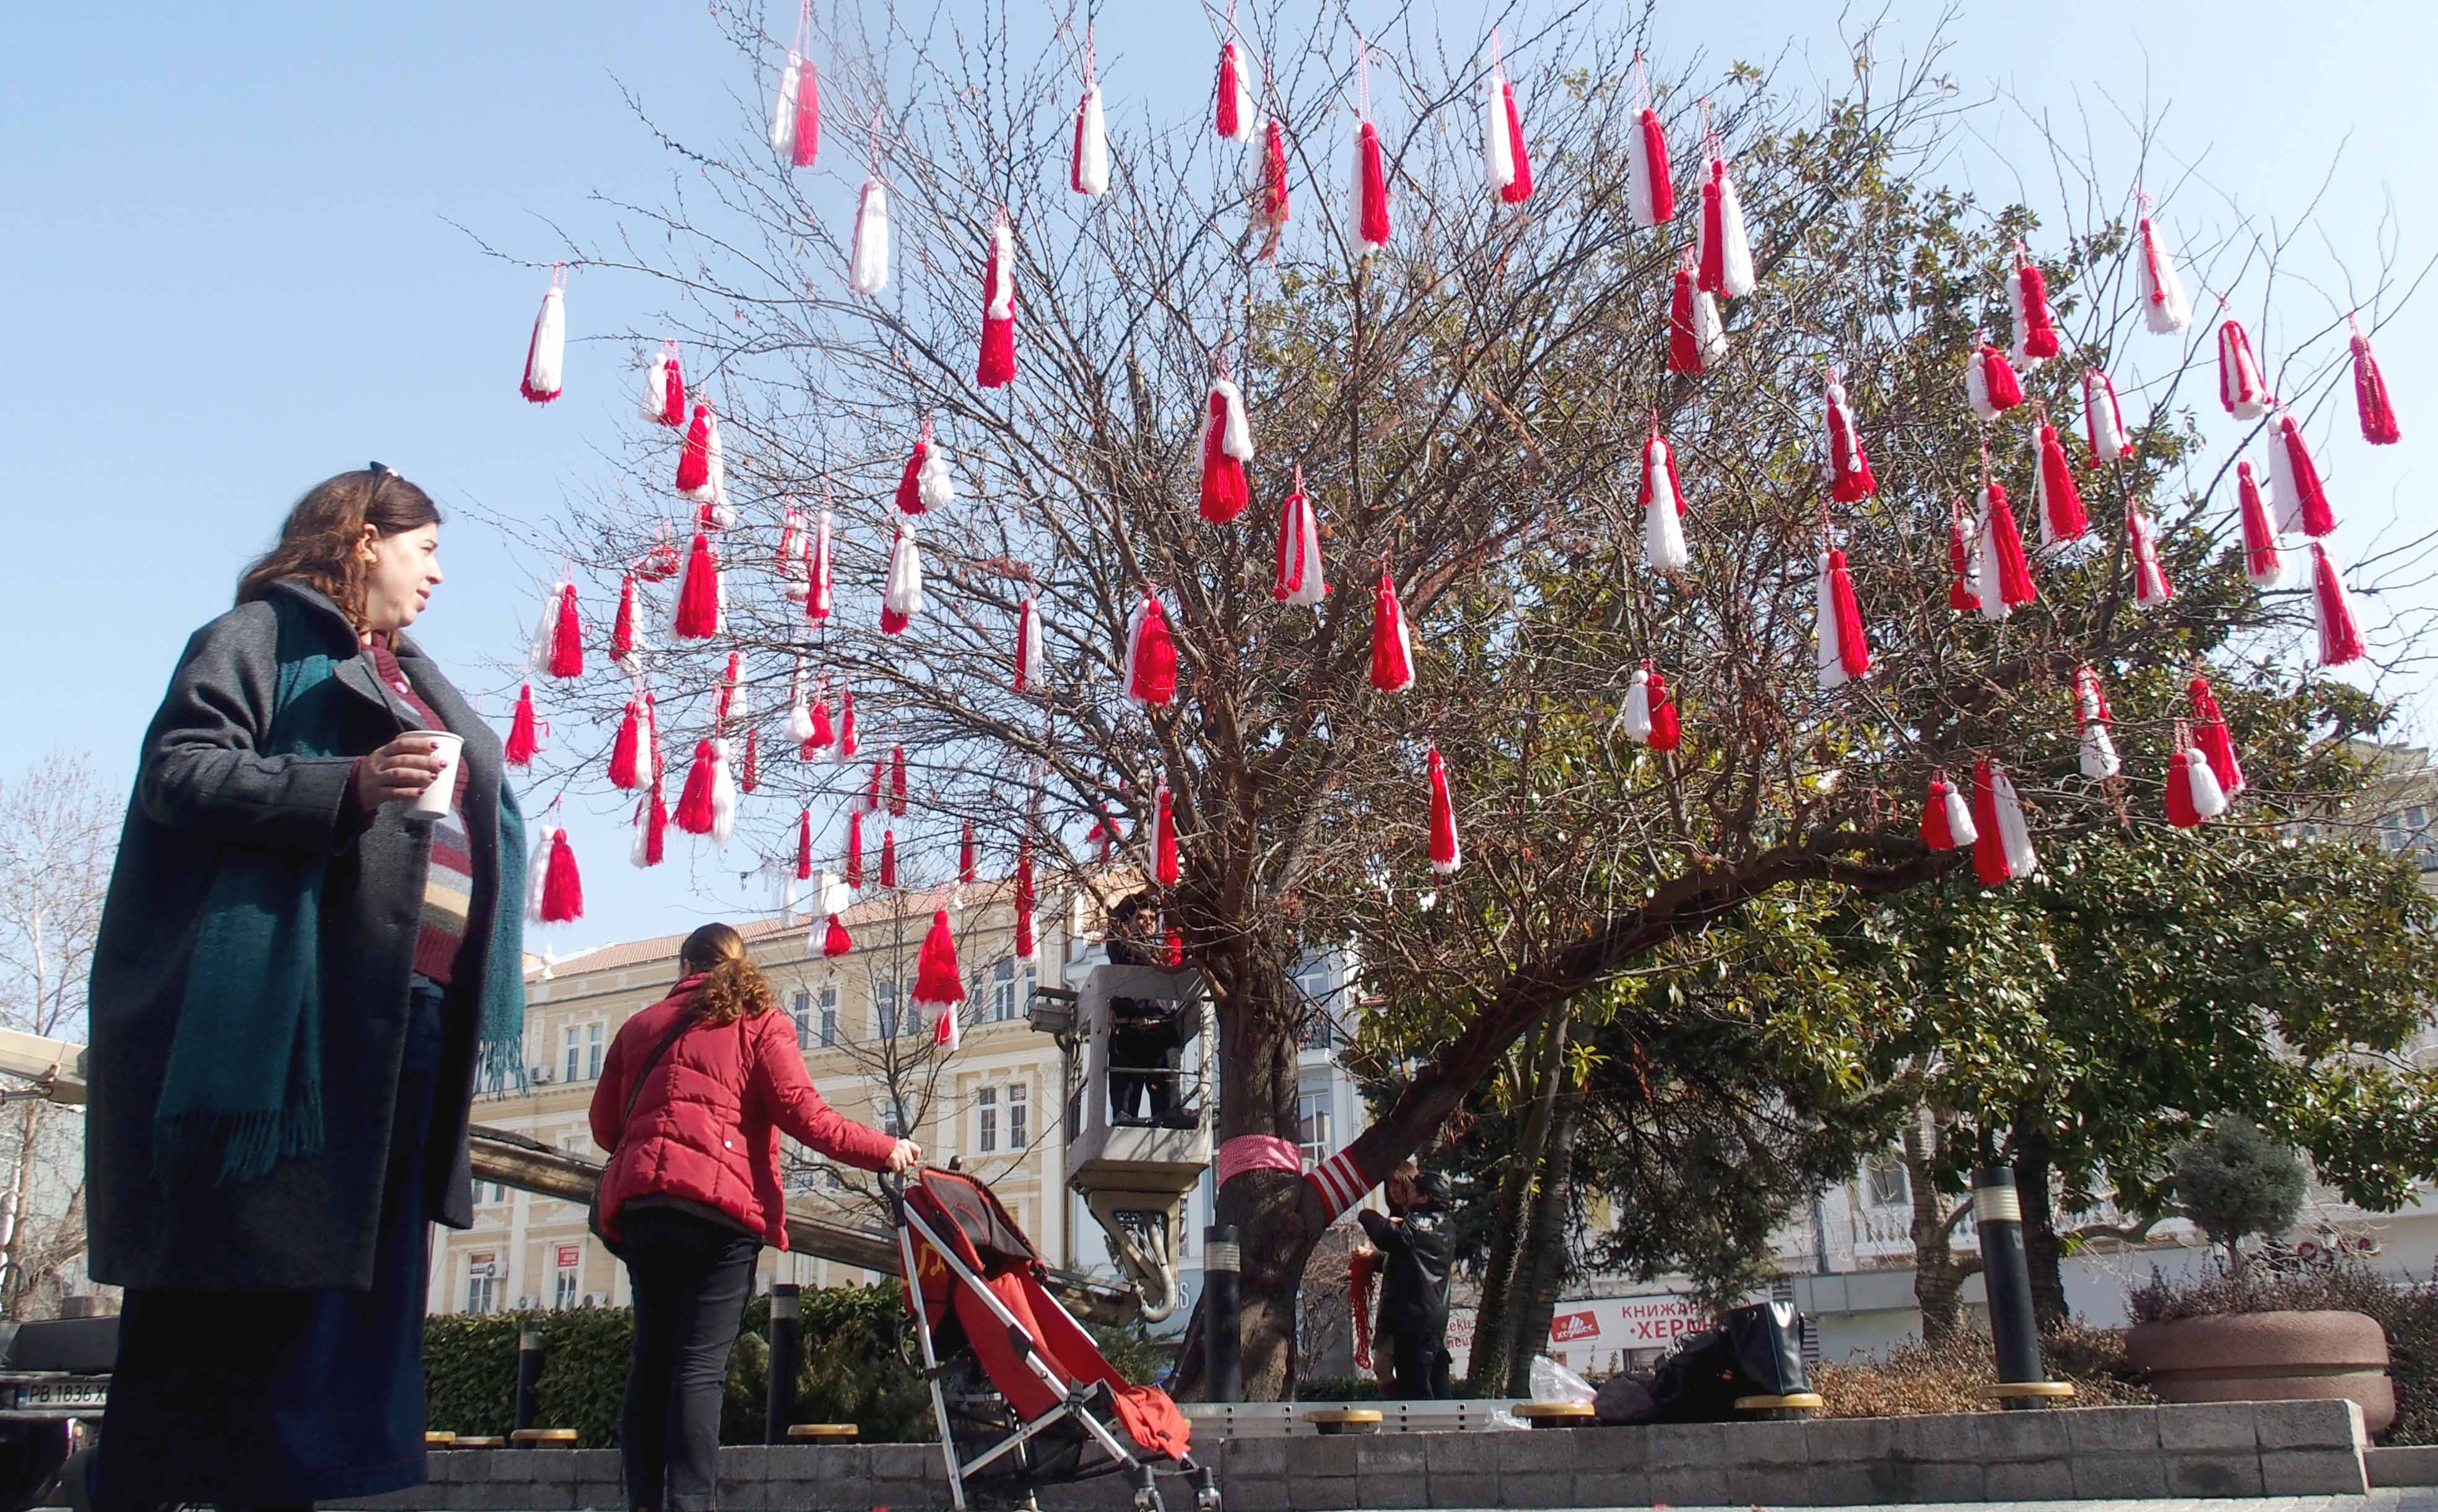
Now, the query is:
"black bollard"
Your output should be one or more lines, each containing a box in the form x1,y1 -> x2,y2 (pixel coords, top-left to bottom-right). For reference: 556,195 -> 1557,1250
1974,1167 -> 2047,1409
1204,1225 -> 1242,1404
766,1284 -> 801,1444
514,1322 -> 544,1434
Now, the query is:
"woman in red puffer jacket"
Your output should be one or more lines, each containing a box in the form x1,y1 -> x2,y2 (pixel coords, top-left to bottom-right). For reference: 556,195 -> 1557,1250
591,923 -> 918,1512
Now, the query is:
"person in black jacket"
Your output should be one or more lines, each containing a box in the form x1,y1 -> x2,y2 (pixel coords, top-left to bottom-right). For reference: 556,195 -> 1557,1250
1356,1162 -> 1455,1400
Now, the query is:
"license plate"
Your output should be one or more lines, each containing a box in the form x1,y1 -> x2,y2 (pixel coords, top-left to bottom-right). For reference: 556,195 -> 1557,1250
15,1382 -> 107,1409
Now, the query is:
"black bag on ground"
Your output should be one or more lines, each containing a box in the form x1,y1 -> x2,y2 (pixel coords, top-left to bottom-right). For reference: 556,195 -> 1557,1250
1651,1301 -> 1809,1422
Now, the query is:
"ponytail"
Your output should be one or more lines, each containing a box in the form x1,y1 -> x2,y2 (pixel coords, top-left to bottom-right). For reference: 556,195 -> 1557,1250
678,922 -> 774,1025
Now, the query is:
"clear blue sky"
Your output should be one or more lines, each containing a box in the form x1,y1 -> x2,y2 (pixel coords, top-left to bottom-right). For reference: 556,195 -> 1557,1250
4,1 -> 2427,955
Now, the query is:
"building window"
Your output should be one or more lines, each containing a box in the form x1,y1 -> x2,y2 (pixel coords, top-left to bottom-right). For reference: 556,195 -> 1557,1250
819,985 -> 840,1046
792,990 -> 813,1048
563,1026 -> 581,1084
1008,1084 -> 1029,1150
881,1096 -> 910,1138
1296,1076 -> 1333,1166
993,958 -> 1017,1021
1865,1152 -> 1910,1209
466,1253 -> 501,1314
479,1182 -> 508,1206
1294,954 -> 1336,1048
902,978 -> 923,1036
554,1254 -> 580,1310
977,1087 -> 999,1153
588,1022 -> 604,1080
875,979 -> 899,1040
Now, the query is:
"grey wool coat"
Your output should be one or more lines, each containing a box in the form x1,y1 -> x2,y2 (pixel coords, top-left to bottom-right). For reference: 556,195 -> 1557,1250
87,578 -> 522,1292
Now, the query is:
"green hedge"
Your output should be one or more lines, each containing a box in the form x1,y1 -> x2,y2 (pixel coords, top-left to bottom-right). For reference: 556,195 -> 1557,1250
424,1284 -> 932,1448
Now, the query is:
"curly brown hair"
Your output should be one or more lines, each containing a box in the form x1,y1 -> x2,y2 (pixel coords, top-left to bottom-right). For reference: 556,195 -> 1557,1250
679,923 -> 776,1025
236,467 -> 442,629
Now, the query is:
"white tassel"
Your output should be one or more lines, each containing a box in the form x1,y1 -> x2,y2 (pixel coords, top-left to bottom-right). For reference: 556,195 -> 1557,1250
787,658 -> 816,745
850,176 -> 892,296
2076,671 -> 2120,780
2084,368 -> 2132,461
709,737 -> 738,846
1075,86 -> 1110,196
1976,487 -> 2012,625
1965,358 -> 1997,424
918,442 -> 956,510
1280,491 -> 1326,609
1484,71 -> 1515,194
1708,165 -> 1756,298
986,222 -> 1015,319
1617,668 -> 1654,744
885,522 -> 925,623
640,349 -> 669,422
2187,748 -> 2228,820
1691,285 -> 1728,366
1642,437 -> 1690,573
525,825 -> 557,923
1943,784 -> 1979,848
526,584 -> 560,676
2138,214 -> 2191,334
770,54 -> 801,156
1222,43 -> 1258,145
1991,766 -> 2038,879
523,283 -> 565,401
1212,378 -> 1254,461
1017,594 -> 1047,690
1814,554 -> 1848,691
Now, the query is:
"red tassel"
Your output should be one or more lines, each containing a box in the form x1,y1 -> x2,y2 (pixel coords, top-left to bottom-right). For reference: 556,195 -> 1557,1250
611,573 -> 639,664
959,819 -> 977,885
1124,594 -> 1179,707
2218,318 -> 2272,420
1977,480 -> 2038,619
838,688 -> 858,758
2312,542 -> 2367,667
2035,424 -> 2089,543
608,697 -> 642,789
1947,498 -> 1980,612
807,507 -> 834,623
791,58 -> 821,168
2352,320 -> 2401,445
674,532 -> 721,639
1216,41 -> 1253,142
1272,468 -> 1326,606
879,828 -> 898,889
2128,503 -> 2174,607
889,744 -> 908,817
1199,379 -> 1253,524
910,910 -> 965,1011
1163,928 -> 1184,970
1356,120 -> 1391,251
861,758 -> 884,816
2188,677 -> 2246,799
895,441 -> 929,516
1824,375 -> 1875,502
541,828 -> 584,923
796,809 -> 813,881
2270,411 -> 2338,538
1370,572 -> 1416,692
739,727 -> 760,793
2166,745 -> 2201,829
1154,783 -> 1180,887
660,349 -> 687,427
674,740 -> 718,835
1633,108 -> 1672,224
1668,266 -> 1702,376
2013,256 -> 2061,362
544,582 -> 584,678
1427,747 -> 1461,875
1823,549 -> 1870,682
845,810 -> 865,888
977,219 -> 1016,389
1500,81 -> 1534,204
1014,842 -> 1038,962
676,404 -> 713,495
505,683 -> 540,767
823,913 -> 852,957
640,778 -> 668,867
1919,773 -> 1975,852
804,685 -> 835,758
1647,669 -> 1681,752
715,651 -> 742,729
2236,461 -> 2283,586
1256,117 -> 1291,256
1967,343 -> 2024,419
1969,760 -> 2009,885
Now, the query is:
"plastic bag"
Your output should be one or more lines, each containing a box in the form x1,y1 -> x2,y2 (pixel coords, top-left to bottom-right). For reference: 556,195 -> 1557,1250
1527,1354 -> 1596,1404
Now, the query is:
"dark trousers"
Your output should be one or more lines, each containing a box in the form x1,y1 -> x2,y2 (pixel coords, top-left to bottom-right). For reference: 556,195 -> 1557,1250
1389,1329 -> 1452,1401
619,1206 -> 762,1512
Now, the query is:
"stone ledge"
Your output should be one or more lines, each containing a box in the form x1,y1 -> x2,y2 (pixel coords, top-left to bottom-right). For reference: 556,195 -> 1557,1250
2372,1444 -> 2438,1488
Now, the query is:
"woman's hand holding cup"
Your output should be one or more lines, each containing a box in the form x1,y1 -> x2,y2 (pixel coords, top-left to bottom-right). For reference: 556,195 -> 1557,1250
352,735 -> 451,811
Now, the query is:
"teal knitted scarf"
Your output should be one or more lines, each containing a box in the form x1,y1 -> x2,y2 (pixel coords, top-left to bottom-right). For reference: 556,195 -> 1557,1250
153,594 -> 527,1187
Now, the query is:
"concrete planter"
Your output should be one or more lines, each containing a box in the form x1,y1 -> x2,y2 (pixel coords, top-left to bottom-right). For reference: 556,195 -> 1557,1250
2126,1308 -> 2394,1432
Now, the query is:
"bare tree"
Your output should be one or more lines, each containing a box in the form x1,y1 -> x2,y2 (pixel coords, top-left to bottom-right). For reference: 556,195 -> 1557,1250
0,752 -> 115,1317
487,1 -> 2427,1394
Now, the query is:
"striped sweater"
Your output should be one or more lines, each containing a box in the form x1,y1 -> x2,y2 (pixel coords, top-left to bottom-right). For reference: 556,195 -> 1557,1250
365,639 -> 474,984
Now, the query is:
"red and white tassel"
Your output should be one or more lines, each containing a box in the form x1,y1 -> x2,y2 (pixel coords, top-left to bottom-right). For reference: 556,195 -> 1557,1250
2074,664 -> 2120,780
505,682 -> 541,767
673,532 -> 723,640
878,826 -> 899,889
1369,571 -> 1416,693
806,505 -> 835,622
2128,502 -> 2174,607
1648,667 -> 1681,752
1015,593 -> 1046,693
1815,547 -> 1870,689
912,910 -> 965,1013
539,825 -> 584,923
520,266 -> 566,404
1086,806 -> 1120,864
881,520 -> 924,635
1624,54 -> 1673,229
609,694 -> 643,789
888,744 -> 908,817
1975,477 -> 2038,622
1484,41 -> 1533,204
2235,461 -> 2284,586
1947,497 -> 1982,613
1970,758 -> 2038,885
1639,424 -> 1690,571
610,572 -> 642,673
1696,142 -> 1755,300
642,340 -> 685,426
2136,202 -> 2191,334
785,661 -> 816,749
529,581 -> 583,679
2351,316 -> 2401,445
1014,843 -> 1038,962
1919,771 -> 1977,851
739,727 -> 760,794
1123,592 -> 1179,708
1252,116 -> 1291,259
1071,35 -> 1110,197
778,503 -> 806,602
1426,746 -> 1461,875
630,775 -> 668,870
2217,318 -> 2271,421
1349,38 -> 1390,253
2188,676 -> 2246,800
1154,781 -> 1180,887
713,651 -> 744,731
1621,662 -> 1681,750
674,739 -> 719,835
849,175 -> 890,296
895,418 -> 955,515
837,687 -> 858,758
1966,342 -> 2024,422
2009,247 -> 2060,367
2165,732 -> 2221,829
770,52 -> 802,160
2033,422 -> 2089,547
1668,254 -> 1727,375
2311,542 -> 2367,667
1271,466 -> 1326,607
2083,368 -> 2133,463
676,404 -> 727,516
821,910 -> 853,958
843,810 -> 865,888
1199,369 -> 1255,524
958,819 -> 977,885
794,809 -> 814,882
1824,371 -> 1876,503
803,677 -> 836,760
2268,410 -> 2338,538
978,215 -> 1016,388
1217,36 -> 1257,144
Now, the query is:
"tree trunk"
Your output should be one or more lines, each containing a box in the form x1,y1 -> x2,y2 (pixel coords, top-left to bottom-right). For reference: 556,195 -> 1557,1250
2011,1106 -> 2068,1329
1504,1059 -> 1584,1393
1902,1113 -> 1978,1344
1465,1027 -> 1561,1394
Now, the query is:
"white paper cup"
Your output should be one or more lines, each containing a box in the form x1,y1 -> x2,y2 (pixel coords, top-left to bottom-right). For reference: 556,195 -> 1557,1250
409,732 -> 466,817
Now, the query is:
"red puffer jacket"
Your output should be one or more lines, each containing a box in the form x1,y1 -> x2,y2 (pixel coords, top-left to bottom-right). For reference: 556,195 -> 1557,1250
590,975 -> 899,1246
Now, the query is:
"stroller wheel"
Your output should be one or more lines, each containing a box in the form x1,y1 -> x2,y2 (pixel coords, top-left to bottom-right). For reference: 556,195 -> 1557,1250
1195,1488 -> 1222,1512
1132,1488 -> 1166,1512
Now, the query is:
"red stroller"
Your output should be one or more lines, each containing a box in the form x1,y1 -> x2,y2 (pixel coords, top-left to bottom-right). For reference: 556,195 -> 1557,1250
890,1168 -> 1217,1512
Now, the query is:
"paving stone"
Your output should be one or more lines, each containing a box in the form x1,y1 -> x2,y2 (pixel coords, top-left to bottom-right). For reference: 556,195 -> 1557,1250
1494,1469 -> 1570,1508
1569,1425 -> 1650,1474
2263,1446 -> 2373,1495
2167,1448 -> 2266,1497
1356,1469 -> 1434,1508
1291,1434 -> 1367,1480
1421,1432 -> 1500,1476
1643,1421 -> 1725,1469
1643,1462 -> 1728,1506
1292,1474 -> 1359,1510
2158,1401 -> 2261,1451
2063,1404 -> 2163,1455
2069,1449 -> 2170,1499
1979,1408 -> 2071,1461
1564,1462 -> 1650,1507
1732,1417 -> 1813,1466
1353,1435 -> 1429,1477
1861,1458 -> 1985,1503
2372,1445 -> 2438,1488
1222,1475 -> 1294,1511
1889,1409 -> 1985,1463
1982,1454 -> 2078,1501
867,1441 -> 943,1480
2257,1397 -> 2368,1450
1497,1428 -> 1587,1475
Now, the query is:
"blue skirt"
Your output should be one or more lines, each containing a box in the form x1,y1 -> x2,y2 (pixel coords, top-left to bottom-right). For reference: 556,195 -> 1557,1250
93,978 -> 450,1506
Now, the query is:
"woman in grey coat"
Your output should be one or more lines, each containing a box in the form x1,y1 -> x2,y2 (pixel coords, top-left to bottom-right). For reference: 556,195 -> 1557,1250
84,465 -> 527,1510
